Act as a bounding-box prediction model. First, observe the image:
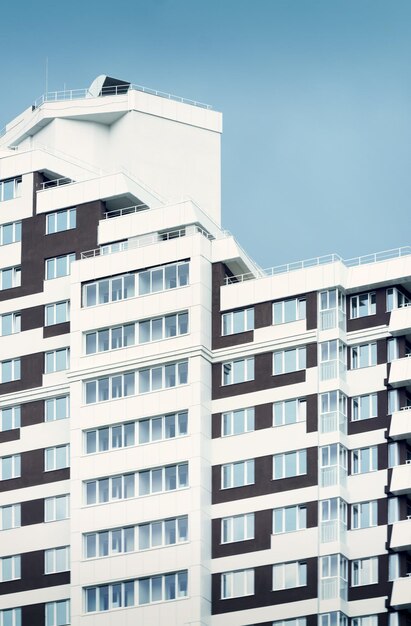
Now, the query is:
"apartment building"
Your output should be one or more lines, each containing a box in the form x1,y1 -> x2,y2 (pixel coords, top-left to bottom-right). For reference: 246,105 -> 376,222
0,74 -> 410,626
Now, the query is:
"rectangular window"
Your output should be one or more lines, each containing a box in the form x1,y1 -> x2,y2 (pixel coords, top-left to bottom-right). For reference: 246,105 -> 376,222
0,221 -> 21,246
138,462 -> 189,497
0,312 -> 21,336
351,447 -> 378,474
45,348 -> 70,373
85,421 -> 136,454
222,357 -> 254,385
352,394 -> 378,421
0,454 -> 20,480
0,504 -> 21,530
138,516 -> 188,551
45,396 -> 69,421
45,301 -> 70,326
352,617 -> 378,626
44,546 -> 70,574
0,358 -> 20,383
82,261 -> 189,308
273,450 -> 307,479
273,505 -> 307,534
221,460 -> 254,489
386,287 -> 410,311
387,338 -> 399,362
138,570 -> 188,606
45,445 -> 70,471
0,266 -> 21,290
85,526 -> 135,558
0,607 -> 21,626
351,343 -> 377,369
45,600 -> 70,626
85,473 -> 135,505
388,389 -> 400,414
139,311 -> 188,344
221,569 -> 254,599
350,292 -> 376,318
222,308 -> 254,335
85,371 -> 136,404
273,297 -> 306,325
388,442 -> 400,468
46,208 -> 76,234
319,613 -> 348,626
273,620 -> 306,626
273,347 -> 306,375
138,411 -> 188,445
0,405 -> 20,432
0,177 -> 22,202
351,557 -> 378,586
222,407 -> 254,436
351,501 -> 377,529
272,561 -> 307,590
221,513 -> 254,543
273,398 -> 306,426
45,253 -> 75,280
139,361 -> 188,393
0,555 -> 20,581
44,495 -> 70,522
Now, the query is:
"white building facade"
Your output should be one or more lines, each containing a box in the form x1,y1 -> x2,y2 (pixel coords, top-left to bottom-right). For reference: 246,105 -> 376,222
0,75 -> 410,626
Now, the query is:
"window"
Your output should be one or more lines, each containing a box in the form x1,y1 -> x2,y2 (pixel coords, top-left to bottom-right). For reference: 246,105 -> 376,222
350,292 -> 376,318
273,505 -> 307,534
45,600 -> 70,626
351,501 -> 377,529
222,308 -> 254,335
45,546 -> 70,574
221,460 -> 254,489
320,498 -> 347,542
387,338 -> 399,362
319,614 -> 348,626
45,495 -> 70,522
138,570 -> 188,606
45,348 -> 70,373
221,513 -> 254,543
0,504 -> 21,530
45,253 -> 75,280
351,557 -> 378,586
46,208 -> 76,234
221,569 -> 254,599
386,287 -> 410,311
0,221 -> 21,246
139,462 -> 189,496
45,396 -> 69,421
45,445 -> 70,471
222,357 -> 254,385
139,361 -> 188,393
0,312 -> 20,336
352,617 -> 378,626
388,498 -> 400,524
320,555 -> 348,599
272,620 -> 306,626
388,442 -> 400,468
352,394 -> 377,421
82,261 -> 189,308
0,177 -> 22,202
272,561 -> 307,590
389,554 -> 400,581
0,358 -> 20,383
85,422 -> 136,454
273,398 -> 306,426
0,267 -> 21,290
0,455 -> 20,480
388,389 -> 400,414
320,391 -> 347,433
138,411 -> 188,444
273,297 -> 306,325
139,311 -> 188,344
138,516 -> 188,550
0,608 -> 21,626
351,343 -> 377,369
222,407 -> 254,436
85,371 -> 135,404
85,473 -> 136,505
45,301 -> 70,326
352,447 -> 378,474
84,526 -> 136,558
273,450 -> 307,479
0,555 -> 20,581
0,405 -> 20,432
273,347 -> 306,375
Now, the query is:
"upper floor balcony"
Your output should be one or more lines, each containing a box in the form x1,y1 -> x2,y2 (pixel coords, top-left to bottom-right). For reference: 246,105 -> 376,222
389,303 -> 411,336
390,518 -> 411,551
391,575 -> 411,609
389,355 -> 411,388
390,461 -> 411,495
389,407 -> 411,440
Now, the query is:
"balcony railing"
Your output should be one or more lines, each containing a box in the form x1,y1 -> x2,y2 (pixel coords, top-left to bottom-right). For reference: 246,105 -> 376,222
104,204 -> 149,219
320,520 -> 347,543
320,309 -> 346,331
40,177 -> 75,190
320,411 -> 347,435
224,246 -> 411,285
320,465 -> 347,488
320,577 -> 347,601
320,360 -> 346,381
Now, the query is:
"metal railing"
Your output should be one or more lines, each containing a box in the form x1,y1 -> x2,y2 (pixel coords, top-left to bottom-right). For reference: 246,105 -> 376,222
320,411 -> 347,435
104,204 -> 149,219
320,520 -> 347,543
81,225 -> 213,259
224,246 -> 411,285
320,309 -> 346,331
33,83 -> 212,111
320,465 -> 347,488
40,177 -> 74,190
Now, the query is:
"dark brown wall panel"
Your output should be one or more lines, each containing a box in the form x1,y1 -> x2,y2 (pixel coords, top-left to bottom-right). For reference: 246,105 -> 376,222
0,353 -> 43,396
0,448 -> 69,493
21,400 -> 44,427
0,550 -> 70,595
346,288 -> 390,332
21,498 -> 44,526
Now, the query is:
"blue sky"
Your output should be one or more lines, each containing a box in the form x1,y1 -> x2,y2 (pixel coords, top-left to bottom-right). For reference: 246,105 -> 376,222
1,0 -> 410,268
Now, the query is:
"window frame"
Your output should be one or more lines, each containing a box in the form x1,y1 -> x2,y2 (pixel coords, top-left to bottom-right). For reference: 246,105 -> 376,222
0,555 -> 21,582
272,504 -> 307,534
0,503 -> 21,531
351,557 -> 378,586
0,177 -> 22,202
44,495 -> 70,522
273,297 -> 306,325
352,393 -> 378,421
44,546 -> 70,574
221,459 -> 255,489
45,396 -> 70,422
221,513 -> 255,543
221,308 -> 254,335
272,560 -> 307,590
0,405 -> 21,432
351,342 -> 377,369
221,568 -> 254,599
46,208 -> 76,234
0,311 -> 21,336
273,450 -> 307,480
273,398 -> 306,427
273,346 -> 306,375
0,454 -> 21,480
221,357 -> 254,386
45,301 -> 70,326
45,348 -> 70,373
350,292 -> 376,319
45,253 -> 75,280
351,501 -> 377,530
45,445 -> 70,472
45,600 -> 70,626
221,407 -> 255,436
0,266 -> 21,290
351,446 -> 378,475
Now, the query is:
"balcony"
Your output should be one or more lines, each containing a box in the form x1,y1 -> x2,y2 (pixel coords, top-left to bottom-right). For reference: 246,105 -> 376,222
320,360 -> 347,382
320,411 -> 347,435
390,407 -> 411,440
389,305 -> 411,336
390,461 -> 411,495
320,465 -> 347,488
320,520 -> 347,543
391,575 -> 411,609
320,577 -> 347,601
320,309 -> 346,332
389,355 -> 411,388
390,518 -> 411,551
